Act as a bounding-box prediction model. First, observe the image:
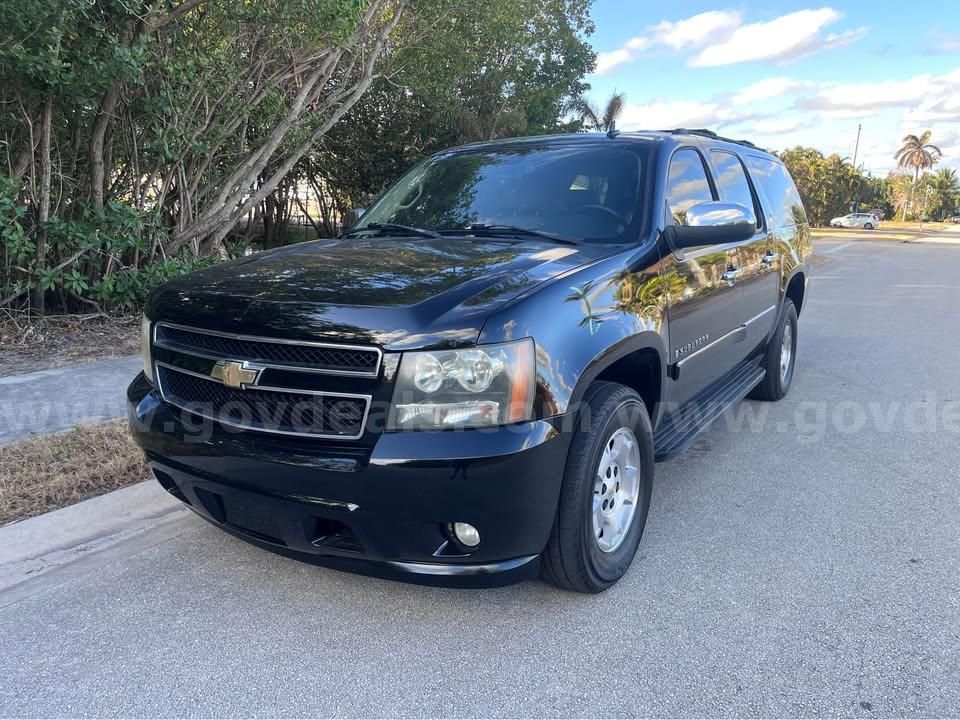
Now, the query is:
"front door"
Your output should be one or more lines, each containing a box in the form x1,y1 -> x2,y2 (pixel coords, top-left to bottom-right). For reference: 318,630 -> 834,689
661,147 -> 747,406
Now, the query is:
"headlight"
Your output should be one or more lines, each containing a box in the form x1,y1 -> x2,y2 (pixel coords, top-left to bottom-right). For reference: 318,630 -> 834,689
140,315 -> 154,383
389,339 -> 535,429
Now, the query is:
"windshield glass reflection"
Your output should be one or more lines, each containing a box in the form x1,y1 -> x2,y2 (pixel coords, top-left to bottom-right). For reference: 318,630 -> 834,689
357,144 -> 648,243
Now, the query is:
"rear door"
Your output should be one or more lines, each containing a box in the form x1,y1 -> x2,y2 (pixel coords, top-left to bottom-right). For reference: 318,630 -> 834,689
708,149 -> 779,352
743,154 -> 808,349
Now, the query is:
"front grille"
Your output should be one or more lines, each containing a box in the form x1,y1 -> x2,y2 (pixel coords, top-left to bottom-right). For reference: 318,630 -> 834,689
154,323 -> 380,376
156,364 -> 369,439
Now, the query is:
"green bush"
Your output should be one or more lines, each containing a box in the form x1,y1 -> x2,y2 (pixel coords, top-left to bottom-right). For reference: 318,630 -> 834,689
1,175 -> 214,311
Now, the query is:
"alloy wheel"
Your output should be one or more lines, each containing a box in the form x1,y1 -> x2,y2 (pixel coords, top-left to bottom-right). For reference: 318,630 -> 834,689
780,322 -> 793,384
592,426 -> 641,553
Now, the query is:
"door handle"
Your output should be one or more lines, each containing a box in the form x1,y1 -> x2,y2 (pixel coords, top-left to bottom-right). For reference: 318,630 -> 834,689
762,252 -> 780,265
722,268 -> 742,283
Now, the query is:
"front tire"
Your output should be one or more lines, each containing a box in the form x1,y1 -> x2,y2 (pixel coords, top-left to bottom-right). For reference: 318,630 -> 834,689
749,299 -> 798,401
864,222 -> 874,230
541,383 -> 654,593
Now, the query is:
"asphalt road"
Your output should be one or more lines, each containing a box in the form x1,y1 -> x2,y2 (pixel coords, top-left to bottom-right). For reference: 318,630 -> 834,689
3,235 -> 960,718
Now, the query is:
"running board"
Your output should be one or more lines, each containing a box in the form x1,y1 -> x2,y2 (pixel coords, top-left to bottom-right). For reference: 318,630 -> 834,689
654,360 -> 766,461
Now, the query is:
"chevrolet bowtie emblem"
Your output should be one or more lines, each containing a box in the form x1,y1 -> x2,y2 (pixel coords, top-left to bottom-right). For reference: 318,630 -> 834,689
210,360 -> 261,389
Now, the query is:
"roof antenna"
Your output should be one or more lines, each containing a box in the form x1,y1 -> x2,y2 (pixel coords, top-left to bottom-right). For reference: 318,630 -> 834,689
607,120 -> 620,139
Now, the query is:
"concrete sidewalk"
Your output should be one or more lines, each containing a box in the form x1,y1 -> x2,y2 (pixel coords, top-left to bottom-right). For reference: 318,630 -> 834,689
0,356 -> 140,444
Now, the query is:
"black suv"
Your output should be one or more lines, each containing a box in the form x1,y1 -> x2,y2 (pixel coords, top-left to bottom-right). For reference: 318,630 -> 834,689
129,129 -> 810,593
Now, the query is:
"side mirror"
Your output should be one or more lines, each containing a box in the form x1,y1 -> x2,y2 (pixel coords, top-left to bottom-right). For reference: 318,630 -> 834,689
342,207 -> 366,232
669,201 -> 756,249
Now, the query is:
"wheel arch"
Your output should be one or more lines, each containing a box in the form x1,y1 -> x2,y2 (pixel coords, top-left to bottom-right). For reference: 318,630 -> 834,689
567,332 -> 667,428
785,269 -> 806,315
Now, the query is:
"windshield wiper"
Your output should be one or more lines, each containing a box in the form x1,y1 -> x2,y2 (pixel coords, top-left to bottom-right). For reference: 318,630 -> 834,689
342,222 -> 441,239
460,224 -> 582,246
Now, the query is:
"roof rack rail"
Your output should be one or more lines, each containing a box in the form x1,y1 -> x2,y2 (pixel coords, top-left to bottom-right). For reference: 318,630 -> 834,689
665,128 -> 759,150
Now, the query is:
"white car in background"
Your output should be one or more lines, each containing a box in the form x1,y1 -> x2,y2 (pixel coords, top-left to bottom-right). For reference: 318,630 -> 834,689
830,212 -> 879,229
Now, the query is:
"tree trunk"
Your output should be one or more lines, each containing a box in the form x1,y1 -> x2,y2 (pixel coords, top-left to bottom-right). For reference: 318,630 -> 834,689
31,95 -> 54,314
171,0 -> 406,253
88,85 -> 121,213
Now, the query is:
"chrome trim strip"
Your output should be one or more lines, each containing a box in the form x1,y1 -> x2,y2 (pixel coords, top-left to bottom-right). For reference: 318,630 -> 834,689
675,326 -> 743,367
386,554 -> 540,576
744,304 -> 777,327
154,361 -> 371,440
154,321 -> 383,378
675,305 -> 776,367
291,496 -> 359,512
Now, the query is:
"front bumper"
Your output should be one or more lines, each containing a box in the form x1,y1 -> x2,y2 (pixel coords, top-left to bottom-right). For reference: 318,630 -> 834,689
127,373 -> 571,587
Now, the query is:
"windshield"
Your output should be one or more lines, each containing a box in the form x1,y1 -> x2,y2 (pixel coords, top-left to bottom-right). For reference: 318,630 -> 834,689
356,144 -> 648,243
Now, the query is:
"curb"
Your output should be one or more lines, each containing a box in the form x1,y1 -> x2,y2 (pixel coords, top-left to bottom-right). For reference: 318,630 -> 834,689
0,480 -> 195,603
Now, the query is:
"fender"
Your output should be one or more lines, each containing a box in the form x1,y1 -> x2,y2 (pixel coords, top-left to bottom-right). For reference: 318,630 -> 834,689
477,244 -> 669,420
567,331 -> 668,426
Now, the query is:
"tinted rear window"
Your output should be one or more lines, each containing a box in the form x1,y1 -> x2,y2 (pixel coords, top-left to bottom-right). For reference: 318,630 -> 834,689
744,155 -> 807,227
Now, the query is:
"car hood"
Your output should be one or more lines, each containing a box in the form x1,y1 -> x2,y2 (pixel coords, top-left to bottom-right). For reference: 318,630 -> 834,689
146,237 -> 613,350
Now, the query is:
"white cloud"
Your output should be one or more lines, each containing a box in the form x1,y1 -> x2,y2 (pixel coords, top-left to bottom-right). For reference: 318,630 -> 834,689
819,109 -> 879,120
730,77 -> 813,105
617,99 -> 750,131
593,7 -> 866,76
593,11 -> 739,76
797,71 -> 960,112
595,48 -> 634,75
690,9 -> 867,67
649,11 -> 742,51
925,31 -> 960,55
900,94 -> 960,125
747,117 -> 813,135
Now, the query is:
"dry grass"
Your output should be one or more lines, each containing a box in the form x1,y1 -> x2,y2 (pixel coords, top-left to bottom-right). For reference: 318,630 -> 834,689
0,420 -> 148,526
0,310 -> 139,377
879,221 -> 949,232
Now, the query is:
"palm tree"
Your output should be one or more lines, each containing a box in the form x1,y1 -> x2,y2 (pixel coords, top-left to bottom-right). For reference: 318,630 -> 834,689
565,91 -> 625,132
925,168 -> 960,220
895,131 -> 942,181
930,167 -> 959,194
895,131 -> 943,219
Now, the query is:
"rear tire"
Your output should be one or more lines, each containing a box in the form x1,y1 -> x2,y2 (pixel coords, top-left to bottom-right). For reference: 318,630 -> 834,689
541,382 -> 654,593
749,299 -> 798,401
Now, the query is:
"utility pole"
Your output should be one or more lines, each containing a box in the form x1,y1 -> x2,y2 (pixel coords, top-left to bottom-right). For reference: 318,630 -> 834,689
851,123 -> 862,168
850,123 -> 863,213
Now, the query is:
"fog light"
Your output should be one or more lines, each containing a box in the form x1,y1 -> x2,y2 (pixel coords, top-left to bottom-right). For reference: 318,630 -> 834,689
452,522 -> 480,548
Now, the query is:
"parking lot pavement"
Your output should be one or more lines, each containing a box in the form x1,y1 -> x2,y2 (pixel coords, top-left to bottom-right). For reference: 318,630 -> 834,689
2,238 -> 960,718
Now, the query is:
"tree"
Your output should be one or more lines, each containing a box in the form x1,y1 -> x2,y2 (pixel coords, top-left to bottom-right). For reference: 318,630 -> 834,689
886,173 -> 914,221
923,168 -> 960,220
779,146 -> 863,226
0,0 -> 596,313
894,130 -> 943,220
895,131 -> 943,182
564,91 -> 625,132
287,0 -> 596,234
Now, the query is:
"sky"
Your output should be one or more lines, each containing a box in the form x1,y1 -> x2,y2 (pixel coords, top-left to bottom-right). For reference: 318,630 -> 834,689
584,0 -> 960,176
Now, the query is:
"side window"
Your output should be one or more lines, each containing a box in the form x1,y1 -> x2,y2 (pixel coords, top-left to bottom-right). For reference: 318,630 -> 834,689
744,155 -> 807,227
710,151 -> 760,228
666,148 -> 714,224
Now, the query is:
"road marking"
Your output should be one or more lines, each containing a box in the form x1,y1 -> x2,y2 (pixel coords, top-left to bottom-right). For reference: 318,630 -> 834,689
894,284 -> 960,289
819,241 -> 855,254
